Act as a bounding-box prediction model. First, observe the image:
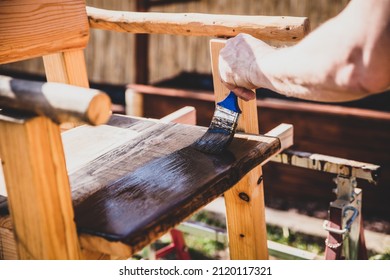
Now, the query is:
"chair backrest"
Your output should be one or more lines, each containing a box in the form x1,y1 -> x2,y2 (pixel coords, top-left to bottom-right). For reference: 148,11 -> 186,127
0,0 -> 89,64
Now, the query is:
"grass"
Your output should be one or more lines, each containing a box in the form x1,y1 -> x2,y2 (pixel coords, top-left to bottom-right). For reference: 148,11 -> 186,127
183,210 -> 327,259
144,210 -> 388,260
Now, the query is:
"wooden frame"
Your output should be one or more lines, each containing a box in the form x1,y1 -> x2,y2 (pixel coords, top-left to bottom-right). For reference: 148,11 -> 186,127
1,2 -> 300,260
210,39 -> 267,259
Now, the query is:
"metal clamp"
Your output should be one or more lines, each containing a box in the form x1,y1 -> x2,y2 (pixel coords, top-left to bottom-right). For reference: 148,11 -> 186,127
323,206 -> 359,235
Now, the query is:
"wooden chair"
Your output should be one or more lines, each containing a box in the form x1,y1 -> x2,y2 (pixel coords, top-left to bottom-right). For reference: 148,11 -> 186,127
0,1 -> 304,259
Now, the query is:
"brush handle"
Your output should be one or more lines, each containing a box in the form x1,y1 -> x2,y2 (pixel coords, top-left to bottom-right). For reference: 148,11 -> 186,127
217,91 -> 241,113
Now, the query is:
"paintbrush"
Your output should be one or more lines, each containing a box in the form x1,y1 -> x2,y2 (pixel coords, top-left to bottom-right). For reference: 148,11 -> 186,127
192,91 -> 241,154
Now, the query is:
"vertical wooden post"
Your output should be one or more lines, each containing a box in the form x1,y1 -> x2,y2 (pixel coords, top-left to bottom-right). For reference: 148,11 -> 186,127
125,0 -> 151,117
43,50 -> 90,129
0,116 -> 81,259
43,50 -> 89,87
210,39 -> 268,259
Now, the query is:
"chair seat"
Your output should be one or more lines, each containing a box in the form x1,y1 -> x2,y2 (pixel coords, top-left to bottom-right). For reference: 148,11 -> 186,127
1,114 -> 281,257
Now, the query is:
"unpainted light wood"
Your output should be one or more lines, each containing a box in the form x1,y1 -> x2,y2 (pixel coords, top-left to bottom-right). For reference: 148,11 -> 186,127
125,88 -> 144,117
0,160 -> 6,197
160,106 -> 196,125
0,0 -> 89,64
210,39 -> 268,259
0,76 -> 111,125
0,116 -> 81,259
43,50 -> 90,88
43,50 -> 91,129
271,149 -> 380,183
0,215 -> 17,260
265,123 -> 294,151
87,7 -> 309,42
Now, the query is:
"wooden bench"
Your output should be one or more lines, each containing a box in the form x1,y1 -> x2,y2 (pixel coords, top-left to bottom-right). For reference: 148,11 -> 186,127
0,0 -> 303,259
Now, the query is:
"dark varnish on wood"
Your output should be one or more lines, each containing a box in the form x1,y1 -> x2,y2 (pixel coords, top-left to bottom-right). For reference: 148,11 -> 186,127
70,116 -> 280,252
74,135 -> 278,249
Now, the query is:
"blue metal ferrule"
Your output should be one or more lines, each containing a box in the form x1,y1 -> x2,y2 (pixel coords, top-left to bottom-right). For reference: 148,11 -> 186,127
217,91 -> 241,113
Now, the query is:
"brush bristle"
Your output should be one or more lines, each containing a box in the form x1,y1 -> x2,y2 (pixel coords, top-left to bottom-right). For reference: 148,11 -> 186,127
192,104 -> 240,154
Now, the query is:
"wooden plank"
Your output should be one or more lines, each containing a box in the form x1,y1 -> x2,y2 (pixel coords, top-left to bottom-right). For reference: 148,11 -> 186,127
68,117 -> 280,256
0,160 -> 6,197
0,0 -> 89,64
265,123 -> 294,151
0,114 -> 283,258
62,123 -> 142,174
0,76 -> 111,125
271,149 -> 381,183
43,51 -> 90,88
125,88 -> 144,117
87,7 -> 309,42
0,215 -> 17,260
0,116 -> 81,259
43,50 -> 91,129
210,39 -> 268,259
160,106 -> 196,125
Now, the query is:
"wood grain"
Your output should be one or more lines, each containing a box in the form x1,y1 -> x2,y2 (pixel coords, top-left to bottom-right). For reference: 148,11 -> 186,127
87,7 -> 309,42
0,76 -> 111,125
0,160 -> 6,197
210,39 -> 268,259
0,215 -> 17,260
0,116 -> 80,259
271,149 -> 380,183
0,0 -> 89,64
69,116 -> 280,256
43,51 -> 90,88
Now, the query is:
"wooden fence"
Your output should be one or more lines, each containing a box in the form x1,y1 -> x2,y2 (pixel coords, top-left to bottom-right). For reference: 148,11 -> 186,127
0,0 -> 349,85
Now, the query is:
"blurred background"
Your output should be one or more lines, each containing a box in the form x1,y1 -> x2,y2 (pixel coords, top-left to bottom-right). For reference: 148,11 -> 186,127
0,0 -> 350,85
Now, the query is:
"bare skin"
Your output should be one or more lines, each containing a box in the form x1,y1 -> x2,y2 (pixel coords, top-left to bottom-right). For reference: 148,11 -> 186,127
219,0 -> 390,102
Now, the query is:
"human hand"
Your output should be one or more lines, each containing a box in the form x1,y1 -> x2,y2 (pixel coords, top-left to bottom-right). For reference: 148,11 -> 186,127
219,33 -> 275,101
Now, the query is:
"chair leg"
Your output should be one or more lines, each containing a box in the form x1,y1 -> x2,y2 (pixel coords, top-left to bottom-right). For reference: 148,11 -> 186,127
155,229 -> 191,260
0,116 -> 81,259
209,39 -> 268,260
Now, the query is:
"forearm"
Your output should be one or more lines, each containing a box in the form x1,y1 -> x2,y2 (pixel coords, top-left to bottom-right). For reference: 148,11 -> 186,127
250,0 -> 390,102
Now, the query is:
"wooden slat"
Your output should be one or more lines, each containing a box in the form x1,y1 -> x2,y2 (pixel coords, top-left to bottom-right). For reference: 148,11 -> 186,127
43,51 -> 90,88
271,149 -> 380,183
87,7 -> 309,42
210,39 -> 268,259
69,116 -> 280,256
160,106 -> 196,125
43,50 -> 91,129
0,215 -> 17,260
0,0 -> 89,64
265,123 -> 294,151
0,160 -> 6,197
0,116 -> 81,259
